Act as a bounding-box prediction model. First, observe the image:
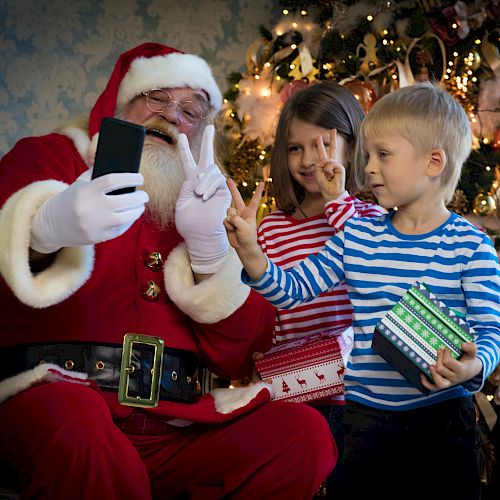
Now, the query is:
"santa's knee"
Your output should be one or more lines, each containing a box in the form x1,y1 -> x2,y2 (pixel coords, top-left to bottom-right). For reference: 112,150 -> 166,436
2,382 -> 150,498
287,403 -> 337,470
6,383 -> 137,467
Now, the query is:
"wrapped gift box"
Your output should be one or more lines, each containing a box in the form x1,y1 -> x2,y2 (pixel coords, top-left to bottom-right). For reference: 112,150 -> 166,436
255,328 -> 348,403
372,282 -> 476,394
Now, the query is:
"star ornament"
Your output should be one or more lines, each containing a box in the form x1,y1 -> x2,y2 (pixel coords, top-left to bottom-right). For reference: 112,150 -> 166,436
288,55 -> 318,80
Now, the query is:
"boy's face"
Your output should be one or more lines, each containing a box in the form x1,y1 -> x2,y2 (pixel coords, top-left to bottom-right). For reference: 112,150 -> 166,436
363,134 -> 431,210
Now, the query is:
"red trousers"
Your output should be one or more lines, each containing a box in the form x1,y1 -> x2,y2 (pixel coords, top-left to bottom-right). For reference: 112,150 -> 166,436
0,382 -> 336,499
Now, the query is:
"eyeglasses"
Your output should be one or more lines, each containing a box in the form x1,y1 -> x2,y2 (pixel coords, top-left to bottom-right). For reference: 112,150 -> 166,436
142,89 -> 208,124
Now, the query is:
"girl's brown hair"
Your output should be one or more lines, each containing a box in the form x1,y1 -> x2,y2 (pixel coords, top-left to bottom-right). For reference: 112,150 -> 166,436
271,81 -> 365,214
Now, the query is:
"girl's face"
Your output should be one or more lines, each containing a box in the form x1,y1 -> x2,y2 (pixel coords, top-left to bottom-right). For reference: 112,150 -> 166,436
287,118 -> 347,196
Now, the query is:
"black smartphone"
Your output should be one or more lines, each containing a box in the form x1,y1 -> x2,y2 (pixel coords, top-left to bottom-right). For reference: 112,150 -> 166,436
91,117 -> 146,195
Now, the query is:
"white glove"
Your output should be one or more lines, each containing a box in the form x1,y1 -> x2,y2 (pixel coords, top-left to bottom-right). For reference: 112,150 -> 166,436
30,169 -> 149,253
175,125 -> 231,274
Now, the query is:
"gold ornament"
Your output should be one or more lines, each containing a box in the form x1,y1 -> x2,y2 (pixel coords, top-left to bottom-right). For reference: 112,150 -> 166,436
468,51 -> 481,71
288,55 -> 319,81
473,193 -> 497,216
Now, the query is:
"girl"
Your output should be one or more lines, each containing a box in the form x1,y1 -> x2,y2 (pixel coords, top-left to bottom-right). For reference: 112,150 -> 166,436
257,81 -> 385,497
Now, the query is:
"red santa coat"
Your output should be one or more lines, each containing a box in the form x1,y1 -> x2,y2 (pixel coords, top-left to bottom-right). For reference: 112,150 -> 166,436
0,130 -> 276,422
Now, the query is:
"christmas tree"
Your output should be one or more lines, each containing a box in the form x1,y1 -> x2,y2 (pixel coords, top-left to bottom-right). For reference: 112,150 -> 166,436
220,0 -> 499,247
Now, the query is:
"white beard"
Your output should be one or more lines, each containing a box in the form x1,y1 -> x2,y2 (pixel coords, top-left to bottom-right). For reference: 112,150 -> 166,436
139,132 -> 203,229
139,142 -> 185,229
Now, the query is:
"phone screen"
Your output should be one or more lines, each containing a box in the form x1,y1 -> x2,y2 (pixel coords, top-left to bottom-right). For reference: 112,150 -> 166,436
91,117 -> 146,195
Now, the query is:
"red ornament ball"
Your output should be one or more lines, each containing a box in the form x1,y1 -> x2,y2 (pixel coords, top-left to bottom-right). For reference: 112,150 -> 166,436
343,80 -> 377,113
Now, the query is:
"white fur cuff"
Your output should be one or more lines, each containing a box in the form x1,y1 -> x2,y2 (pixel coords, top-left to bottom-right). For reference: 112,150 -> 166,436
0,181 -> 94,308
163,245 -> 250,324
0,363 -> 89,404
211,381 -> 274,414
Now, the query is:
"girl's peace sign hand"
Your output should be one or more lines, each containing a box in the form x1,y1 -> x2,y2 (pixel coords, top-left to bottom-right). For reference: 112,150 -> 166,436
315,129 -> 347,201
224,179 -> 264,251
224,179 -> 268,280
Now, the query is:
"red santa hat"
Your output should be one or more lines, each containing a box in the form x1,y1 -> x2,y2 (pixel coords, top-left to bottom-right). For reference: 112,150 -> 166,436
88,42 -> 222,139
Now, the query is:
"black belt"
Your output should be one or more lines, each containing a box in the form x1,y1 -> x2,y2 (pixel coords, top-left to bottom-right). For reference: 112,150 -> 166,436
0,335 -> 201,406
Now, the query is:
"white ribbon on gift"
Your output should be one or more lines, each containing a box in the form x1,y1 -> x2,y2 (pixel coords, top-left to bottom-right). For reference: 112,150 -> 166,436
298,43 -> 314,78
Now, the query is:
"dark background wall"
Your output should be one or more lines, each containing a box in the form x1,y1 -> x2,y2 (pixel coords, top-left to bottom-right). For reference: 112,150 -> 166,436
0,0 -> 282,156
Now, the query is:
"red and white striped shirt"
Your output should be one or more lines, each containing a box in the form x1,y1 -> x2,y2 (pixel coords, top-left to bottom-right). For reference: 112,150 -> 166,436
258,192 -> 385,402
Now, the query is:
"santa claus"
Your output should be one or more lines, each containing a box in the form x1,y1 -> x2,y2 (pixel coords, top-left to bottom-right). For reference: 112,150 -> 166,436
0,43 -> 336,498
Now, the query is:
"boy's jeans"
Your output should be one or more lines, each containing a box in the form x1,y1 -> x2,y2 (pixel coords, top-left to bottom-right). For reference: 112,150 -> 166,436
342,397 -> 480,499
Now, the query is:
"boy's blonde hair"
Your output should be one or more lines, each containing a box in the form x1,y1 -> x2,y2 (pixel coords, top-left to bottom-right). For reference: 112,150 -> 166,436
358,82 -> 472,203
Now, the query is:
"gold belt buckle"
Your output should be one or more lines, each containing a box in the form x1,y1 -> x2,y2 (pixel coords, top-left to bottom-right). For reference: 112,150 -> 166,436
118,333 -> 164,408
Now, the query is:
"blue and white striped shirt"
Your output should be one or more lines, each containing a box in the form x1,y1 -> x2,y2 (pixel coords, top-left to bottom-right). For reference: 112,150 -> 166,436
244,211 -> 500,410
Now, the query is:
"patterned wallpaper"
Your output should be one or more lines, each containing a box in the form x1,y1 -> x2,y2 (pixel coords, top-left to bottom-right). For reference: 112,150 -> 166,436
0,0 -> 282,157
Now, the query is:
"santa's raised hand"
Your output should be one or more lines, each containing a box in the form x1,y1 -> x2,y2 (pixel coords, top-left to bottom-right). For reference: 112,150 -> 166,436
175,125 -> 231,274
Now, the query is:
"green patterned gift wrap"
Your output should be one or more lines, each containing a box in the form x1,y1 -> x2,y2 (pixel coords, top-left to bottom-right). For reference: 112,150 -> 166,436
372,282 -> 476,394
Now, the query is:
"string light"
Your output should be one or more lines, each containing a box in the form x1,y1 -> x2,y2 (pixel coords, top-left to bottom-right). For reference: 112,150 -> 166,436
222,1 -> 495,221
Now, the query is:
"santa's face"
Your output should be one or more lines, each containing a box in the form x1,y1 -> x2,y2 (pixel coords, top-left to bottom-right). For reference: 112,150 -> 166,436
118,87 -> 208,228
124,87 -> 208,147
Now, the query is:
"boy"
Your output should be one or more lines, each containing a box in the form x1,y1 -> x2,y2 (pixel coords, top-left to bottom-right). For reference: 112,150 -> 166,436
225,82 -> 500,499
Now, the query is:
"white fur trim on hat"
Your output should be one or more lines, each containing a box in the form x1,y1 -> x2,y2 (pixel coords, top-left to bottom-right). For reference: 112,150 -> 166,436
0,181 -> 94,308
163,244 -> 250,323
118,52 -> 222,111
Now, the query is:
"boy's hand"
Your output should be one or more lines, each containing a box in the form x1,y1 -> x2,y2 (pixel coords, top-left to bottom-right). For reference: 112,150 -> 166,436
420,342 -> 483,391
315,129 -> 346,201
224,179 -> 268,280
